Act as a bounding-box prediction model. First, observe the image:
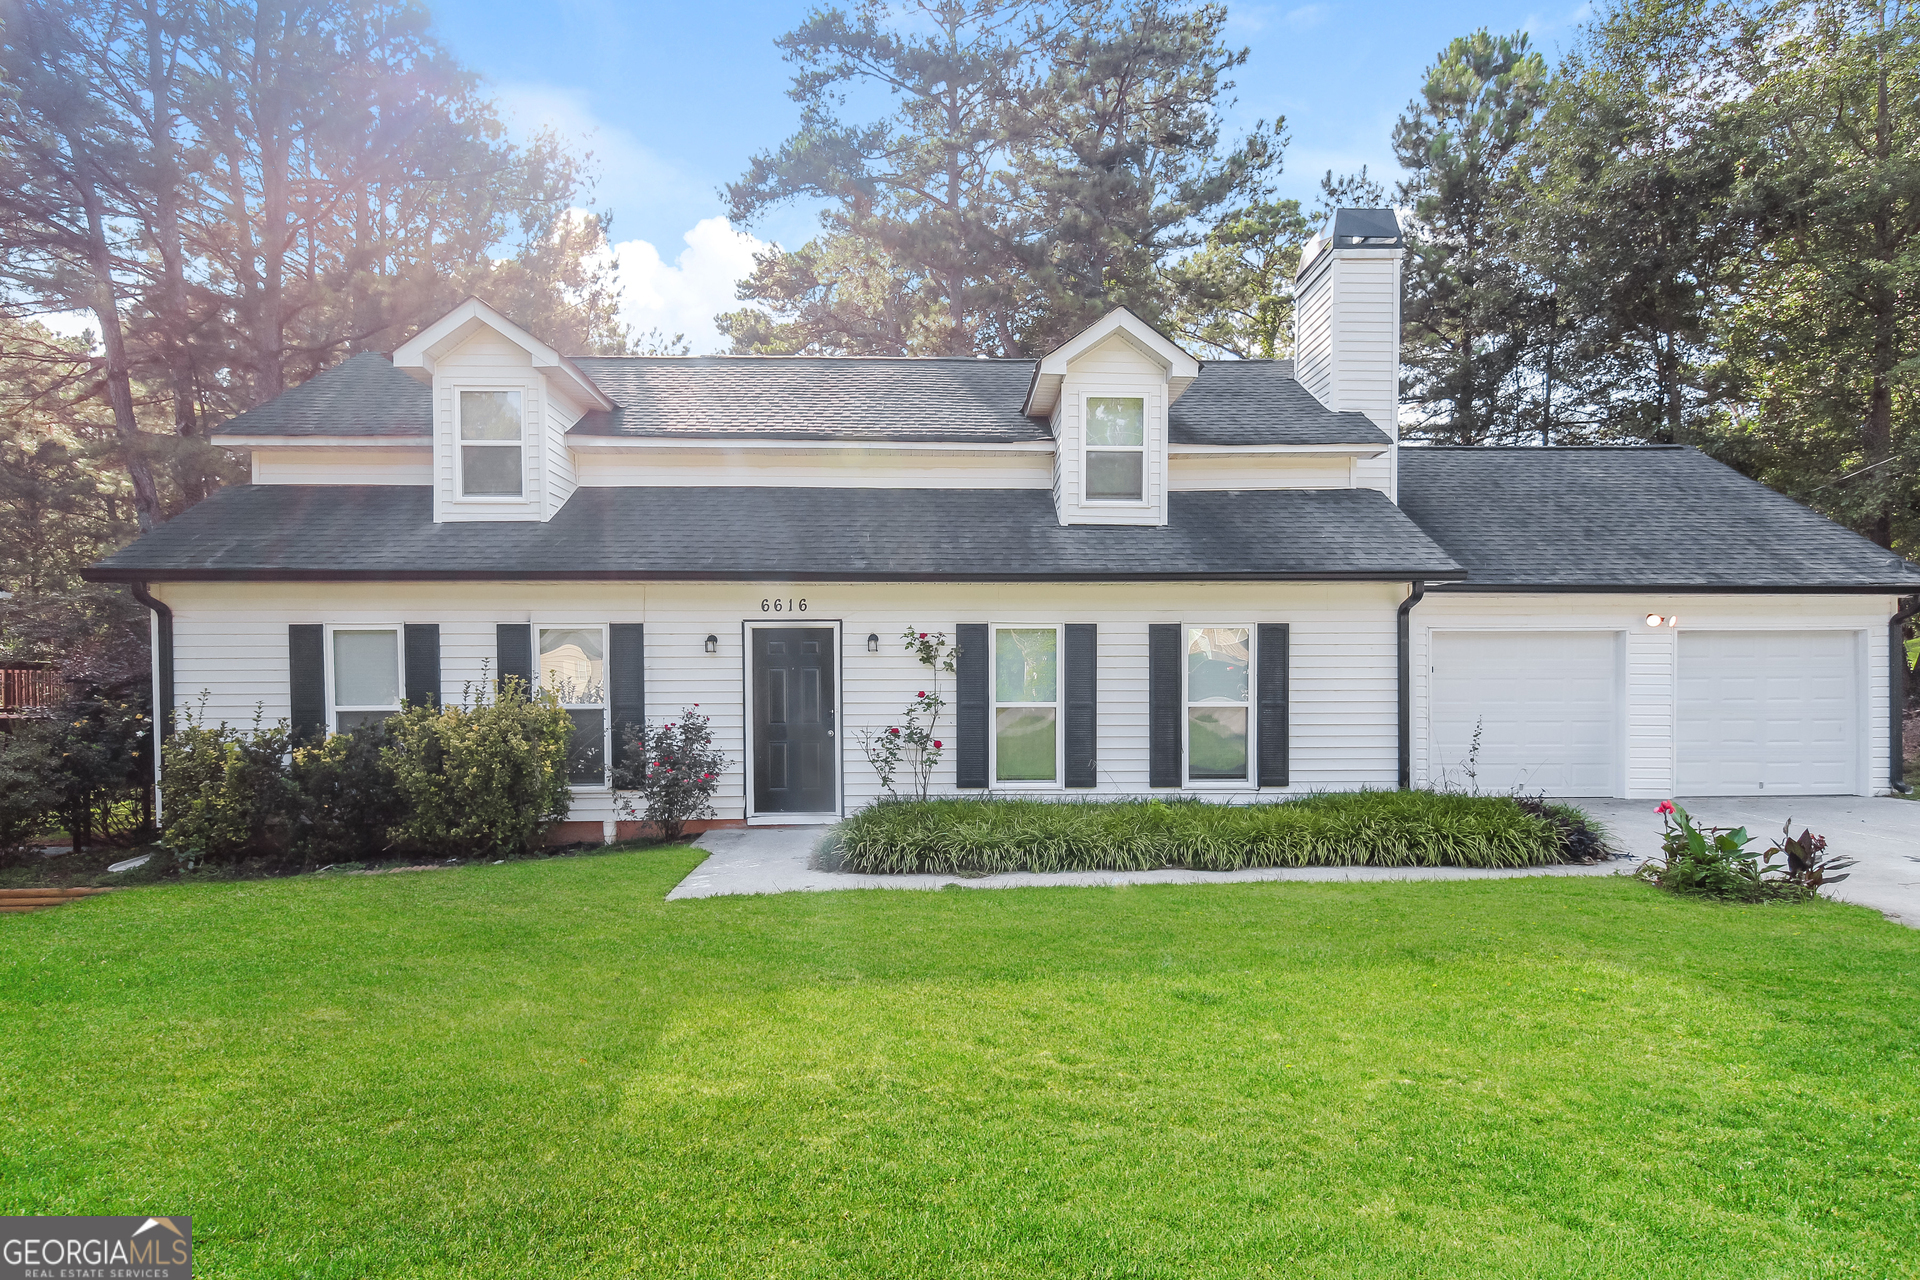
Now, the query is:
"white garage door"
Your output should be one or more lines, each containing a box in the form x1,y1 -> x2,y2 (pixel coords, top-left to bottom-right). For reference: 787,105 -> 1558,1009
1430,631 -> 1620,796
1677,631 -> 1858,795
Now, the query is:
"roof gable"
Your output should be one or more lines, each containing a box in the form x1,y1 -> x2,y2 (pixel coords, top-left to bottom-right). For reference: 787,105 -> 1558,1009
390,297 -> 614,410
1023,308 -> 1201,418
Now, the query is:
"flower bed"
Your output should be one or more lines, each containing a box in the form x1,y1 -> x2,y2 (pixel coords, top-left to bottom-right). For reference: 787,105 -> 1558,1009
831,792 -> 1610,876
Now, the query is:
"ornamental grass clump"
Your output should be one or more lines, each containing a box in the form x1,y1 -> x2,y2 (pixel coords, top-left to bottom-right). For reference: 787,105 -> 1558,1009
834,791 -> 1602,876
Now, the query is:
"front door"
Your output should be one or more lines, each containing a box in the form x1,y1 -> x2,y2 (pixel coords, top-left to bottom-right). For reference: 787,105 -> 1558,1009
751,627 -> 837,813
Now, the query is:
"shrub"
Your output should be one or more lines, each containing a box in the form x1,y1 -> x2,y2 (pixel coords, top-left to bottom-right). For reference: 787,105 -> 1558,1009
857,628 -> 957,800
290,717 -> 406,865
614,705 -> 728,841
833,791 -> 1595,876
159,705 -> 296,861
1636,802 -> 1851,903
0,730 -> 61,864
41,692 -> 154,848
384,678 -> 574,858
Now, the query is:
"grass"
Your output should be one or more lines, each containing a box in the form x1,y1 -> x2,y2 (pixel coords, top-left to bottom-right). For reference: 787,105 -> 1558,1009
833,792 -> 1601,876
4,852 -> 1918,1277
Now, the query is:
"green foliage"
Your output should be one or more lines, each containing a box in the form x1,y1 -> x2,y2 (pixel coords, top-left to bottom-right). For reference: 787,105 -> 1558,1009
613,706 -> 728,842
724,0 -> 1278,356
289,718 -> 406,865
1393,29 -> 1550,445
159,706 -> 296,863
0,730 -> 62,862
384,680 -> 574,858
833,791 -> 1598,875
1637,802 -> 1854,902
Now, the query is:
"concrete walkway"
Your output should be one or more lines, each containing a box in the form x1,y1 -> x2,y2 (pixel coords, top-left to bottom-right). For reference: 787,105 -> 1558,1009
668,826 -> 1629,901
668,797 -> 1920,925
1579,796 -> 1920,927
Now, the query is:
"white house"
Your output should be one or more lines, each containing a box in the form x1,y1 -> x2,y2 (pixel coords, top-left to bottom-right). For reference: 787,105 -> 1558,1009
88,209 -> 1920,841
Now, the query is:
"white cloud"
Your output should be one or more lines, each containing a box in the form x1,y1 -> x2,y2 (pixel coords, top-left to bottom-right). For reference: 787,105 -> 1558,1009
613,217 -> 769,354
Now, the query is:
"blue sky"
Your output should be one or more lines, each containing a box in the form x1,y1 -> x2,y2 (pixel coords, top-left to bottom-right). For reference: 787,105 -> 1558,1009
429,0 -> 1594,349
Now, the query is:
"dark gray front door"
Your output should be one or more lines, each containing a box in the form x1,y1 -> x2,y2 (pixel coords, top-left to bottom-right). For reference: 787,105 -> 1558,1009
752,627 -> 837,813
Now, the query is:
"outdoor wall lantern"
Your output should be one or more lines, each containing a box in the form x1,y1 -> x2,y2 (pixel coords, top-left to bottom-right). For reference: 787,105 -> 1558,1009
704,634 -> 719,654
867,633 -> 880,653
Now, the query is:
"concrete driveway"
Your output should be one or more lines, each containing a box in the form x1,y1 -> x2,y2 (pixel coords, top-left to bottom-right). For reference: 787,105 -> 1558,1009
1576,796 -> 1920,927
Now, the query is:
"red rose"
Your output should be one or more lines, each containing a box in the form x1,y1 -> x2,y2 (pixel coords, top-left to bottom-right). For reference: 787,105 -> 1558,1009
889,727 -> 900,735
918,633 -> 926,639
917,691 -> 926,698
933,740 -> 942,748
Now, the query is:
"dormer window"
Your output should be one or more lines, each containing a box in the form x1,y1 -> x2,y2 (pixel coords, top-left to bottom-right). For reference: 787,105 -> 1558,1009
1085,396 -> 1145,501
458,389 -> 525,498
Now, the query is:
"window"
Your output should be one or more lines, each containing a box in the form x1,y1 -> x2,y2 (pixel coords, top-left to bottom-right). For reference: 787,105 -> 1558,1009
1084,396 -> 1145,501
458,389 -> 524,498
1187,626 -> 1251,782
994,626 -> 1060,783
538,625 -> 608,787
331,627 -> 401,731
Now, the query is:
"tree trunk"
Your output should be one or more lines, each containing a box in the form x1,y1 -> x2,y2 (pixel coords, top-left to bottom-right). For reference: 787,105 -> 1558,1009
77,172 -> 160,530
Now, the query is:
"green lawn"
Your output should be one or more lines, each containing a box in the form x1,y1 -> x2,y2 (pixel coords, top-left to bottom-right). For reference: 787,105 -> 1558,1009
4,851 -> 1918,1278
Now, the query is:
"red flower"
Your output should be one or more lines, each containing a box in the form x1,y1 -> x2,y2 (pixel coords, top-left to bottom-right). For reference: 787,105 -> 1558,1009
918,633 -> 927,639
889,726 -> 900,735
933,740 -> 942,748
917,691 -> 926,698
1656,801 -> 1675,815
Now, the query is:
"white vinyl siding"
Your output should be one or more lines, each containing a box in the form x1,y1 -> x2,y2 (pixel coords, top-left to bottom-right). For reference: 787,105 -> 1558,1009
1054,333 -> 1169,525
150,579 -> 1408,824
575,446 -> 1054,489
250,447 -> 434,485
1292,245 -> 1401,499
431,329 -> 544,523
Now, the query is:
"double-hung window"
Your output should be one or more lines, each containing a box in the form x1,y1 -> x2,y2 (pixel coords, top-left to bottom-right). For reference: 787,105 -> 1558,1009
1186,625 -> 1252,783
993,625 -> 1061,784
330,626 -> 402,731
538,625 -> 609,787
458,389 -> 525,498
1084,396 -> 1145,502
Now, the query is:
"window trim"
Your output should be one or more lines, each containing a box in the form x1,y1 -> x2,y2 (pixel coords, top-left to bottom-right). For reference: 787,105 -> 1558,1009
1080,392 -> 1149,506
453,384 -> 532,503
1182,622 -> 1256,789
324,623 -> 405,734
989,622 -> 1065,789
535,620 -> 612,791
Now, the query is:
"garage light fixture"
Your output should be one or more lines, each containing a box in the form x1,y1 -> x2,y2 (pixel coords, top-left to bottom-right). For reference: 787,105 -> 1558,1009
1645,614 -> 1680,628
1646,614 -> 1661,626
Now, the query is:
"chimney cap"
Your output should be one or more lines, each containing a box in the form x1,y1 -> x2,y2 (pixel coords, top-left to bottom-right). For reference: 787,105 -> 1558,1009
1328,208 -> 1404,248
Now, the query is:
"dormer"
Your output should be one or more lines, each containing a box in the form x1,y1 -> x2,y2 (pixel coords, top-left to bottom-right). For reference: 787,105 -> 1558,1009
1024,308 -> 1200,526
391,298 -> 615,523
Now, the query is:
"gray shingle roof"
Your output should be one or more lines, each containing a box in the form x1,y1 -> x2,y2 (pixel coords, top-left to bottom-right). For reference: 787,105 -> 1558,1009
208,349 -> 1387,447
1168,361 -> 1386,447
214,352 -> 430,438
85,484 -> 1463,582
1398,446 -> 1920,591
569,356 -> 1050,443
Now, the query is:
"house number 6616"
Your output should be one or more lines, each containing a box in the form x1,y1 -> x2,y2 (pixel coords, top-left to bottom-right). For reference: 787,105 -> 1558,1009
761,598 -> 807,612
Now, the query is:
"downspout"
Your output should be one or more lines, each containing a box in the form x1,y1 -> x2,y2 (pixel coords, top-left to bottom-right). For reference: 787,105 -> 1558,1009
1891,596 -> 1919,793
1397,580 -> 1426,790
129,581 -> 173,738
130,581 -> 173,828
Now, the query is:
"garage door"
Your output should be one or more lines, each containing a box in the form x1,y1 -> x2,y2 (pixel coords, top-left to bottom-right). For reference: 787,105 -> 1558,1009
1677,631 -> 1858,795
1430,631 -> 1620,796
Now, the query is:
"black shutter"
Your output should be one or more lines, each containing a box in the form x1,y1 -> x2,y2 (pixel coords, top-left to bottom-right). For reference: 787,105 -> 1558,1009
1148,622 -> 1182,788
954,622 -> 989,789
289,624 -> 326,743
609,623 -> 645,772
1064,623 -> 1097,788
1257,623 -> 1291,788
404,624 -> 441,709
496,623 -> 533,695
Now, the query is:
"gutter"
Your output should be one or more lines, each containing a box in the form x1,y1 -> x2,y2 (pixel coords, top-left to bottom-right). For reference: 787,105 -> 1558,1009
1893,596 -> 1920,793
128,581 -> 173,740
1397,580 -> 1426,789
